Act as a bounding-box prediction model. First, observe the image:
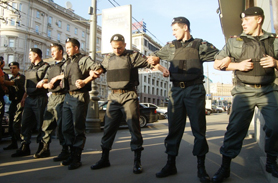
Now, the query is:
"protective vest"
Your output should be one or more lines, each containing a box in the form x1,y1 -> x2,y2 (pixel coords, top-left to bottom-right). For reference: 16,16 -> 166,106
9,73 -> 25,101
48,60 -> 66,92
65,54 -> 91,91
25,61 -> 48,95
235,35 -> 276,84
106,50 -> 139,89
170,39 -> 203,82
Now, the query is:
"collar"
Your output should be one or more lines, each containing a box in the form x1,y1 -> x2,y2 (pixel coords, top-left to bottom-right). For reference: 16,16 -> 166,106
240,30 -> 276,41
181,36 -> 194,44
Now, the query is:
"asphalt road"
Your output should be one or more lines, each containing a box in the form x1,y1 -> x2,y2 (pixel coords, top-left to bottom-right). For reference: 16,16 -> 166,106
0,113 -> 268,183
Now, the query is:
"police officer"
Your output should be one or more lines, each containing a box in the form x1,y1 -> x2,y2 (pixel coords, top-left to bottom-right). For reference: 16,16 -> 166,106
11,48 -> 49,157
147,17 -> 219,182
61,38 -> 101,170
34,43 -> 68,159
212,7 -> 278,182
90,34 -> 169,174
3,62 -> 25,150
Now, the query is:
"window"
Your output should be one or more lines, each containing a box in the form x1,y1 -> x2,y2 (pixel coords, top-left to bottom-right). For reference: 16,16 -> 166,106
47,29 -> 51,37
152,79 -> 154,85
12,2 -> 17,9
58,20 -> 62,28
46,49 -> 50,56
144,85 -> 146,93
35,25 -> 39,33
57,33 -> 61,41
8,55 -> 14,64
74,28 -> 78,35
9,38 -> 15,47
81,42 -> 84,49
144,76 -> 146,82
67,24 -> 70,31
19,3 -> 22,11
10,18 -> 15,26
82,31 -> 85,38
48,16 -> 52,24
97,37 -> 100,44
36,11 -> 40,18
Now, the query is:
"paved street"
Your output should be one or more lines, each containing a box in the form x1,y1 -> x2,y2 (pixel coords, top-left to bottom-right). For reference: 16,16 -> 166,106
0,113 -> 269,183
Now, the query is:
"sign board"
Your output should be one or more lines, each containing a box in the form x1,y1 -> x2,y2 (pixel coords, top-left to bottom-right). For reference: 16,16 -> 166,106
101,5 -> 132,54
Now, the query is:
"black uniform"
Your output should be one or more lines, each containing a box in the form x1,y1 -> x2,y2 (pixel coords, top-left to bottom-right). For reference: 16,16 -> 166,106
41,59 -> 67,145
7,73 -> 25,146
155,37 -> 218,157
20,61 -> 49,145
62,53 -> 100,150
100,50 -> 152,151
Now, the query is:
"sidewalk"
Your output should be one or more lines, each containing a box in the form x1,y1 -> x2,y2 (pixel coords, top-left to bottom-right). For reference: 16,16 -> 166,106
0,113 -> 271,183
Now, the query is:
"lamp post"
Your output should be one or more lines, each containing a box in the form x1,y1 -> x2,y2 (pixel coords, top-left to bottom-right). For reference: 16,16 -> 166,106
85,0 -> 101,132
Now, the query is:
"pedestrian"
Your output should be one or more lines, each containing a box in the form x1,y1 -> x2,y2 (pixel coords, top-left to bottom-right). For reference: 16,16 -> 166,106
3,62 -> 25,150
147,17 -> 219,182
61,38 -> 102,170
212,7 -> 278,182
34,43 -> 68,160
90,34 -> 169,174
11,48 -> 49,157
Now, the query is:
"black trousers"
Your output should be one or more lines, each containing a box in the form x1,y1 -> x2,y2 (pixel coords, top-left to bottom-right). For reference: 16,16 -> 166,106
8,101 -> 23,142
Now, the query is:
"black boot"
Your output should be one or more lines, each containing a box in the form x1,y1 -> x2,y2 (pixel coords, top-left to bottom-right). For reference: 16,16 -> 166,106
266,154 -> 278,178
133,150 -> 143,174
156,155 -> 177,178
61,146 -> 74,166
91,147 -> 111,169
68,148 -> 82,170
36,142 -> 44,154
197,155 -> 210,183
212,155 -> 231,183
33,143 -> 50,158
3,140 -> 18,150
53,145 -> 70,162
11,143 -> 31,157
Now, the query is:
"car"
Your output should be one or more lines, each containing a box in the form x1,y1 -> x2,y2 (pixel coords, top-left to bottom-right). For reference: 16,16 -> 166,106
211,105 -> 223,113
141,103 -> 168,119
205,108 -> 212,115
98,101 -> 158,128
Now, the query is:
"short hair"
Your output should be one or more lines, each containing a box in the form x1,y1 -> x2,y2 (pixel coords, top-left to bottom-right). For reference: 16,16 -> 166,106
171,17 -> 191,32
65,38 -> 80,49
50,43 -> 64,54
30,48 -> 42,58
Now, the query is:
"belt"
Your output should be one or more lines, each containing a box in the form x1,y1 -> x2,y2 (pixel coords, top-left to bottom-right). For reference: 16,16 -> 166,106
69,91 -> 86,95
52,92 -> 67,95
172,80 -> 204,88
237,82 -> 270,89
112,88 -> 135,94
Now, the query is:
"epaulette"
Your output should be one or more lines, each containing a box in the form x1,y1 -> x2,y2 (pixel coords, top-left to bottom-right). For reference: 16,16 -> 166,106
201,41 -> 207,44
230,35 -> 243,41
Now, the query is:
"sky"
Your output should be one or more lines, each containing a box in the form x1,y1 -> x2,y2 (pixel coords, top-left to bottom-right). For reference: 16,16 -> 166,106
54,0 -> 234,84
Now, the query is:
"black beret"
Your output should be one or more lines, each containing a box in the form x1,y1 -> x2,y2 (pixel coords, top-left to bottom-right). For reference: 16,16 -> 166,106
30,48 -> 42,57
110,34 -> 125,43
172,17 -> 190,26
9,62 -> 19,67
240,6 -> 264,18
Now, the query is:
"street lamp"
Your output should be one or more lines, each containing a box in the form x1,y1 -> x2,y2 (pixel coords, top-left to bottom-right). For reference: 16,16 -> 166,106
85,0 -> 101,132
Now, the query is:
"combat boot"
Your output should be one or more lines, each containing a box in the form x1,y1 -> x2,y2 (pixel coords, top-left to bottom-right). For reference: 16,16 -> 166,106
35,142 -> 44,154
53,145 -> 70,162
61,146 -> 74,166
11,143 -> 31,157
68,148 -> 82,170
266,154 -> 278,178
33,143 -> 50,158
211,155 -> 231,183
3,140 -> 18,150
197,155 -> 210,183
91,147 -> 111,169
133,150 -> 143,174
156,155 -> 177,178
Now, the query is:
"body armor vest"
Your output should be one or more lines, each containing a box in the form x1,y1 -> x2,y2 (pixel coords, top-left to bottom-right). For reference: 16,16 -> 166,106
235,35 -> 276,84
25,62 -> 47,95
65,55 -> 91,91
48,61 -> 66,92
106,50 -> 139,89
170,39 -> 203,82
